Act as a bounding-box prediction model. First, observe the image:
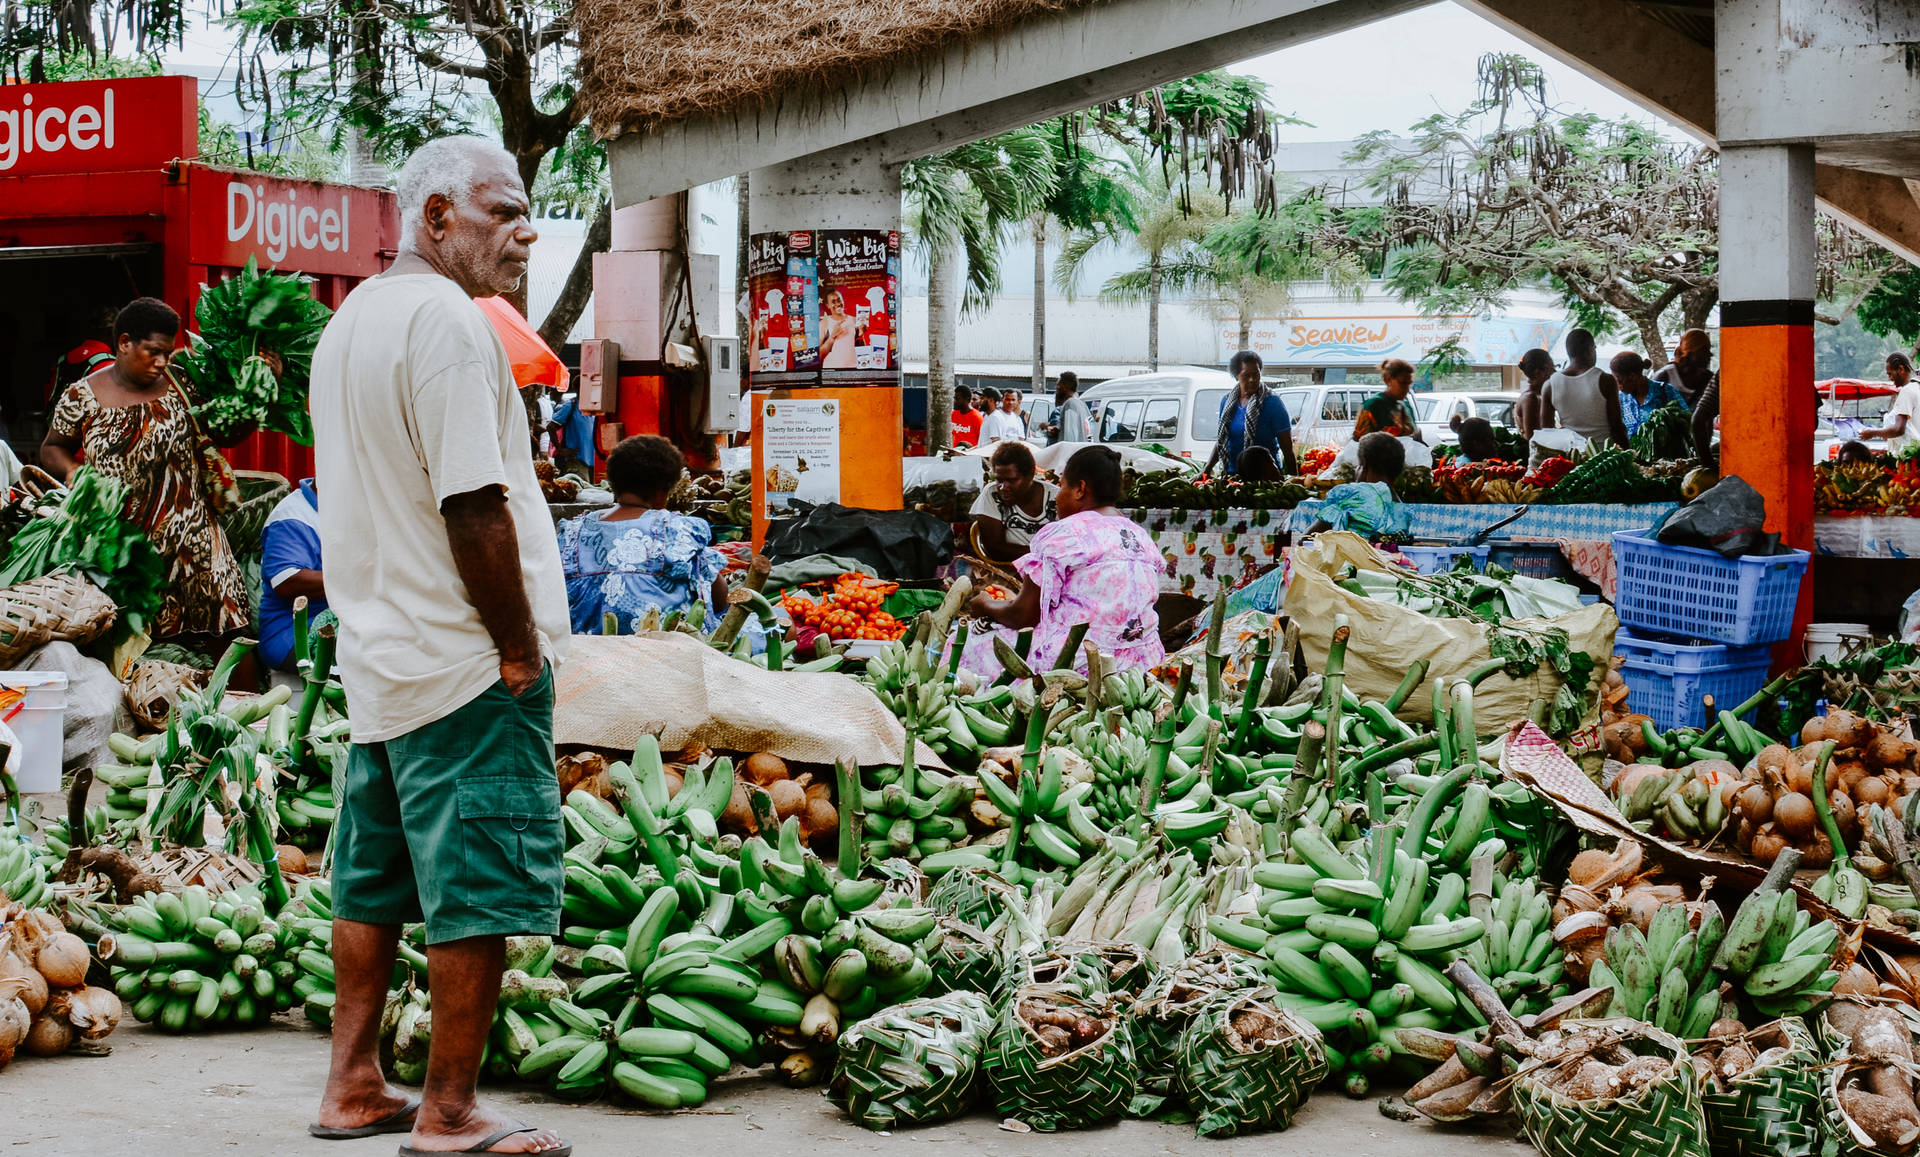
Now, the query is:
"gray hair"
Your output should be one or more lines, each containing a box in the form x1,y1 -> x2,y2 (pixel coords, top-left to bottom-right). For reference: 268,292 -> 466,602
394,136 -> 517,244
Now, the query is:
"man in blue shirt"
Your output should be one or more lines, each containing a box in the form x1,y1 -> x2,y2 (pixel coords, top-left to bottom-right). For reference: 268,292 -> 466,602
259,479 -> 326,672
549,391 -> 597,472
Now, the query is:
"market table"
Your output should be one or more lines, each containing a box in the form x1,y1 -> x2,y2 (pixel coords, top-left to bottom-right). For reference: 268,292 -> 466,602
1814,515 -> 1920,558
1125,507 -> 1288,598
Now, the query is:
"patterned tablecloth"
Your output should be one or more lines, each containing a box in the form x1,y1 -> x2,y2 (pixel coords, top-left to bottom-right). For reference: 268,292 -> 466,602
1813,515 -> 1920,559
1126,507 -> 1288,598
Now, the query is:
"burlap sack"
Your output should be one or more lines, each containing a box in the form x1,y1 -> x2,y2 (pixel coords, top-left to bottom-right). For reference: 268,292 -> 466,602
1284,532 -> 1616,730
552,632 -> 942,767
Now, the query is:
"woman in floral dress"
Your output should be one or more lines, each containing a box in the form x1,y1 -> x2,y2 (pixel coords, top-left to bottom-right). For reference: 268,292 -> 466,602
556,434 -> 728,634
39,297 -> 249,640
957,445 -> 1166,677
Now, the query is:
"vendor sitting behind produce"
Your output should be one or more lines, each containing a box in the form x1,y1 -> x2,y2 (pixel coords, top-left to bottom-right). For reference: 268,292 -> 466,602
556,434 -> 728,634
1310,432 -> 1412,538
954,445 -> 1165,678
971,441 -> 1055,562
1451,416 -> 1503,464
259,478 -> 326,672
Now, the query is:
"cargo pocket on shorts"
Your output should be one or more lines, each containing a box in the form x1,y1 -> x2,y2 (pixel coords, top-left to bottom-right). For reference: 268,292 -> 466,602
456,776 -> 564,912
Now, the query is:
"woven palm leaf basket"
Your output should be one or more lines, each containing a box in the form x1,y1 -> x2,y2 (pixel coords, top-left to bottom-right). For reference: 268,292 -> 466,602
1512,1021 -> 1708,1157
830,991 -> 995,1130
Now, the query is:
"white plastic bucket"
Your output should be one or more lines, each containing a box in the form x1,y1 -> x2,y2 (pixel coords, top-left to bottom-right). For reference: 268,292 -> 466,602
1803,622 -> 1872,665
0,671 -> 68,793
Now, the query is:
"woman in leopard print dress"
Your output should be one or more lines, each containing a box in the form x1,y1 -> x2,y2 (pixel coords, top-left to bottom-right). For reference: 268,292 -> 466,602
40,298 -> 249,640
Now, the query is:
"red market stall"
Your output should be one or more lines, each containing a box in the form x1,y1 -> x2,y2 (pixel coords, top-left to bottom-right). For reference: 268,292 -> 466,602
0,75 -> 399,479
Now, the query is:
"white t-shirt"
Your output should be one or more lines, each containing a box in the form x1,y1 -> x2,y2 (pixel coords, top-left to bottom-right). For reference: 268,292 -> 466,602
970,480 -> 1056,547
309,274 -> 571,743
1886,384 -> 1920,453
980,409 -> 1027,444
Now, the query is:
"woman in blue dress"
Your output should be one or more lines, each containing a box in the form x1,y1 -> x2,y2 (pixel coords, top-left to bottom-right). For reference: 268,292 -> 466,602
557,434 -> 728,634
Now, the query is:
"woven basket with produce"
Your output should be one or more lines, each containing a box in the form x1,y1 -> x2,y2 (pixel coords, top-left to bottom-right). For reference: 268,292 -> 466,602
1126,949 -> 1268,1117
1512,1021 -> 1708,1157
983,983 -> 1136,1131
1174,993 -> 1326,1137
1820,1000 -> 1920,1157
829,991 -> 995,1130
1696,1017 -> 1822,1157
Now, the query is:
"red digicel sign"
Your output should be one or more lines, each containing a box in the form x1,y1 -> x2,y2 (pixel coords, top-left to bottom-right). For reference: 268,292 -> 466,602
0,76 -> 196,177
188,168 -> 395,277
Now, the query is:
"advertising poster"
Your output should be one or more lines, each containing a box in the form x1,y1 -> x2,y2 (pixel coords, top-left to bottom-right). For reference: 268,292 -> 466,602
747,231 -> 820,380
760,396 -> 841,516
818,228 -> 896,378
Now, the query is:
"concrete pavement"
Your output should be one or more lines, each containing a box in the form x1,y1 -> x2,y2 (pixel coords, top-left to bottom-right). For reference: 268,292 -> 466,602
2,1016 -> 1538,1156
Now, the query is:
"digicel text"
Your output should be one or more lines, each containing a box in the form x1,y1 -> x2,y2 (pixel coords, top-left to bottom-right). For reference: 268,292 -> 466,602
227,181 -> 351,263
0,88 -> 114,172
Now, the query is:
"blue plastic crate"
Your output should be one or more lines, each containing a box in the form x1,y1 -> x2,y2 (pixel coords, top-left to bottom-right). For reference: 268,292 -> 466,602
1613,628 -> 1772,732
1612,530 -> 1810,646
1396,544 -> 1491,574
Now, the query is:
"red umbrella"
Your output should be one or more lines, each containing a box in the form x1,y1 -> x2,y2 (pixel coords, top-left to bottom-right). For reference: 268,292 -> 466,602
474,295 -> 569,390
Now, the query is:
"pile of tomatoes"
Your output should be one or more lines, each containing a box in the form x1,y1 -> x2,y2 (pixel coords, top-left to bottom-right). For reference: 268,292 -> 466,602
780,574 -> 907,641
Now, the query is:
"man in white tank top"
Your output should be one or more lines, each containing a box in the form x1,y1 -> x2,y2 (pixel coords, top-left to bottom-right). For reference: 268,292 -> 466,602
1541,328 -> 1629,448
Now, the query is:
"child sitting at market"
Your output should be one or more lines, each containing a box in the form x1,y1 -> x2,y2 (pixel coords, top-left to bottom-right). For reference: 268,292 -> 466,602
1309,432 -> 1412,538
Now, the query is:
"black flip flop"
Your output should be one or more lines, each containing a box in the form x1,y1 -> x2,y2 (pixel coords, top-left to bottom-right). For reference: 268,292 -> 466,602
308,1098 -> 422,1140
397,1125 -> 573,1157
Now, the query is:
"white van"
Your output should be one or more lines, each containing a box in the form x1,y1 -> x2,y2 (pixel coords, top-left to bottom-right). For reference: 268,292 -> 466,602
1081,371 -> 1383,461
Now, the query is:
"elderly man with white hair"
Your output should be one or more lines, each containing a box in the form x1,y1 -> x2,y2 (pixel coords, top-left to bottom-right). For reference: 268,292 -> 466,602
306,136 -> 572,1156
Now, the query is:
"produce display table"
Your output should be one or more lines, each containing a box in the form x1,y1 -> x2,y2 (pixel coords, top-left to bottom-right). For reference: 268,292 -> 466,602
1126,507 -> 1288,598
1813,515 -> 1920,558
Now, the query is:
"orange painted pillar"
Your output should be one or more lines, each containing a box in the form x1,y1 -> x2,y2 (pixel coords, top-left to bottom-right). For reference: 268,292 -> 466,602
1713,144 -> 1817,668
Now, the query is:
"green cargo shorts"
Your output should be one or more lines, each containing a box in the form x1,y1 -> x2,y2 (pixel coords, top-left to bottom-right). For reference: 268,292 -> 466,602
332,667 -> 564,944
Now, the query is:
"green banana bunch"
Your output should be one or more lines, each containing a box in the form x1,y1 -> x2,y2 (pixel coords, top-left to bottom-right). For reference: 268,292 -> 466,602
1588,901 -> 1727,1036
0,828 -> 50,909
99,882 -> 303,1033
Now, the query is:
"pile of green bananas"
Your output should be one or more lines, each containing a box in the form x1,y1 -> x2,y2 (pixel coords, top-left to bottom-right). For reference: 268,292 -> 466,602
0,828 -> 50,909
99,883 -> 300,1032
1589,902 -> 1726,1037
1711,848 -> 1843,1018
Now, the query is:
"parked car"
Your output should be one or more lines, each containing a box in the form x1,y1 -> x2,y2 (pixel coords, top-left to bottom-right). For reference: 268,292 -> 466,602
1415,391 -> 1520,444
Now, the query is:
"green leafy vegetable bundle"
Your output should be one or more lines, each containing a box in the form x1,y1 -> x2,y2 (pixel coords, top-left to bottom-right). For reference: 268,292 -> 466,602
0,466 -> 166,634
173,257 -> 332,444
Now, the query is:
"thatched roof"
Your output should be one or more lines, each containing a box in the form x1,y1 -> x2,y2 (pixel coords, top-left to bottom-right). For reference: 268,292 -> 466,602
577,0 -> 1105,135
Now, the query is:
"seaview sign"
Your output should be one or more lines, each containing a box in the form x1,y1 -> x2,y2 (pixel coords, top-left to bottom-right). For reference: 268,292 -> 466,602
0,77 -> 196,178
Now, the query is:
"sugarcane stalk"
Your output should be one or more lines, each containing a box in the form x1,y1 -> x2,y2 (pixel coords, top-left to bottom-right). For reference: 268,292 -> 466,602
1321,617 -> 1350,790
709,554 -> 771,650
1231,632 -> 1274,755
1204,586 -> 1229,703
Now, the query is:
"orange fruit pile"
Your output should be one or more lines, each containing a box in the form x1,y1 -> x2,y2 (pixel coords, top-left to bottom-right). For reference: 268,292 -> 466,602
780,573 -> 907,641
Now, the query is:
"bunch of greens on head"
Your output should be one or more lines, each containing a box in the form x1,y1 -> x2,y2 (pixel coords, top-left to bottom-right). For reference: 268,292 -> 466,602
172,258 -> 333,445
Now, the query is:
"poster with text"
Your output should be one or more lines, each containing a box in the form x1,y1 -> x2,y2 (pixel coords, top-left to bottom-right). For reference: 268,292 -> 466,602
760,396 -> 841,516
819,228 -> 896,377
747,231 -> 820,379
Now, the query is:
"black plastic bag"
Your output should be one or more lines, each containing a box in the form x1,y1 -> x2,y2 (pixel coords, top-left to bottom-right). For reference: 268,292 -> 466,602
1653,474 -> 1781,558
763,502 -> 954,579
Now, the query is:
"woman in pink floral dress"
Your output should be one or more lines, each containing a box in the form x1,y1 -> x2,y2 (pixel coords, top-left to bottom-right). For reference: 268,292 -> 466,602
958,446 -> 1166,676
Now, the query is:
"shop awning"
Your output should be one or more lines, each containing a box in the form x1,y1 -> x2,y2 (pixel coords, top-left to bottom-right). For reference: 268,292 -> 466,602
475,295 -> 568,390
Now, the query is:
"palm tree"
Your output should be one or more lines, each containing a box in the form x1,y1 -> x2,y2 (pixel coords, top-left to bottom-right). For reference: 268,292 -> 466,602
1029,127 -> 1138,393
904,130 -> 1057,448
1054,151 -> 1224,370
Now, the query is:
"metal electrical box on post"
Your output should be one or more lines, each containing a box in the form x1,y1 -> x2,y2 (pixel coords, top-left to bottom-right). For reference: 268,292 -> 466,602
578,339 -> 619,415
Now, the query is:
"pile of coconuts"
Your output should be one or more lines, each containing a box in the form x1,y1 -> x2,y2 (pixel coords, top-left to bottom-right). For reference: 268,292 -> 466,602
1723,710 -> 1918,871
0,900 -> 119,1070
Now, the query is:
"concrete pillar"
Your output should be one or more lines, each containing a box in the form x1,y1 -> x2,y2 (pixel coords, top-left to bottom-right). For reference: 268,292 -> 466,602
1715,143 -> 1817,648
748,145 -> 901,235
